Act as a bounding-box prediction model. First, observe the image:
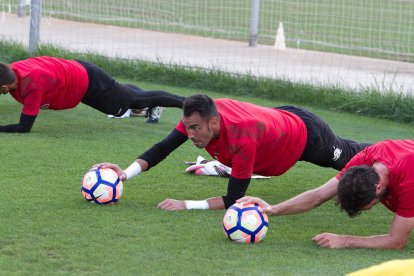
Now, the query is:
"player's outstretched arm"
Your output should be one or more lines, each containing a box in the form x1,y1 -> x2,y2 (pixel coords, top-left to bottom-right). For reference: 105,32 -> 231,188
158,176 -> 249,211
268,176 -> 339,216
312,214 -> 414,249
158,196 -> 225,211
239,177 -> 339,216
96,129 -> 186,181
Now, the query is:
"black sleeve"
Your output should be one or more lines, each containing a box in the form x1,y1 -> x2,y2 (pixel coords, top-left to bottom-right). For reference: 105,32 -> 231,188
138,129 -> 188,170
222,177 -> 251,209
0,113 -> 36,133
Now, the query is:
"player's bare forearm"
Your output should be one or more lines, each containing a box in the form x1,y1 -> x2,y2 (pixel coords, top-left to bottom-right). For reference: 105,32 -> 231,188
313,233 -> 407,249
136,159 -> 149,171
270,177 -> 339,216
313,215 -> 414,249
347,234 -> 409,249
157,197 -> 224,211
206,196 -> 225,210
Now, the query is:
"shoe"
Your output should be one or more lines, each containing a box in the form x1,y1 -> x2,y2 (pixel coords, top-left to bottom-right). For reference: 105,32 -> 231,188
107,109 -> 131,119
145,107 -> 164,124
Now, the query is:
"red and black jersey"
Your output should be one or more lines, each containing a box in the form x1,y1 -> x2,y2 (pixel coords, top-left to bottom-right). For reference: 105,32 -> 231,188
176,98 -> 307,179
9,56 -> 89,116
337,140 -> 414,218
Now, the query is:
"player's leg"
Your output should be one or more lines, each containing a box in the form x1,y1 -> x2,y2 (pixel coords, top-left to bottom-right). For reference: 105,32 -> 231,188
78,60 -> 185,118
119,84 -> 185,123
300,110 -> 371,170
122,84 -> 185,109
275,106 -> 371,170
78,60 -> 129,116
328,138 -> 371,170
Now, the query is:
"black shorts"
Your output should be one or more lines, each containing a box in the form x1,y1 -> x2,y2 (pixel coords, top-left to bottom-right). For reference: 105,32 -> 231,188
77,60 -> 133,116
276,106 -> 371,170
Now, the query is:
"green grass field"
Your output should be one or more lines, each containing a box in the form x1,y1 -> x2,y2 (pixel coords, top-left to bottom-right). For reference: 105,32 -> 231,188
37,0 -> 414,62
1,81 -> 414,275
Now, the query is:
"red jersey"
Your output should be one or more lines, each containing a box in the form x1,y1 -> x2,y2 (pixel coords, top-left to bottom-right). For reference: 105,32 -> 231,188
9,56 -> 89,116
176,98 -> 307,178
337,140 -> 414,218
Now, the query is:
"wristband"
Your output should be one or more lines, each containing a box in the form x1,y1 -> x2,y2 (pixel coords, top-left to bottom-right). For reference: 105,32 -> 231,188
185,200 -> 209,210
124,162 -> 142,180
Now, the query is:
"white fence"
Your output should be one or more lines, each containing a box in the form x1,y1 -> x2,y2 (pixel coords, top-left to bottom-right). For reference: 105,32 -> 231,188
1,0 -> 414,93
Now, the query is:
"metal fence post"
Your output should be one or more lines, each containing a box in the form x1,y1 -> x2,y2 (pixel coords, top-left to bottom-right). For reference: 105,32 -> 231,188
29,0 -> 42,53
17,0 -> 26,17
248,0 -> 260,47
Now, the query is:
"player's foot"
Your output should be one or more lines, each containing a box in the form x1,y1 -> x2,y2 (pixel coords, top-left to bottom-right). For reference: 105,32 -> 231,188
145,107 -> 164,124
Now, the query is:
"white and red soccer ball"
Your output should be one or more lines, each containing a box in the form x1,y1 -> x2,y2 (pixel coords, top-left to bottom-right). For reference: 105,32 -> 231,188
223,202 -> 269,243
81,167 -> 123,204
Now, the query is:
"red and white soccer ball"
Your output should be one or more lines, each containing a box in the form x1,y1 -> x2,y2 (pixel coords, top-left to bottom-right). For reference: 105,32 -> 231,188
81,167 -> 123,204
223,202 -> 269,243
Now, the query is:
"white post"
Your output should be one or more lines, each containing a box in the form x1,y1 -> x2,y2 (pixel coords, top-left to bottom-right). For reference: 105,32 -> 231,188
17,0 -> 26,17
29,0 -> 42,53
248,0 -> 260,47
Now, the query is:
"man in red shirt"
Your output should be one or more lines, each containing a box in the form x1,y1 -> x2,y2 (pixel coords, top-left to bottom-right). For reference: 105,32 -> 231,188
238,140 -> 414,249
98,94 -> 370,211
0,56 -> 185,132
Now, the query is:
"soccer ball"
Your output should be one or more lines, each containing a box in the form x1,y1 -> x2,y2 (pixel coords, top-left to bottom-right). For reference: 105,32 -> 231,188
81,167 -> 123,204
223,202 -> 268,243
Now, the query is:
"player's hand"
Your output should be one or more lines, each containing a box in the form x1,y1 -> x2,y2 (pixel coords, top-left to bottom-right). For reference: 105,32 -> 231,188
312,233 -> 346,248
236,196 -> 272,214
157,199 -> 186,211
92,162 -> 127,181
